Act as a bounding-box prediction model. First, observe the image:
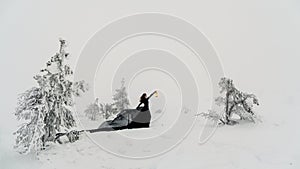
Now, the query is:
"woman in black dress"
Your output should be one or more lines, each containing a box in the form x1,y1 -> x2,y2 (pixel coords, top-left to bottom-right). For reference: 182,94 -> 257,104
136,91 -> 157,112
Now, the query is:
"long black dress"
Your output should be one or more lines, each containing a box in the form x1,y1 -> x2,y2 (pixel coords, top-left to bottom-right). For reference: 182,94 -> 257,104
134,93 -> 155,128
136,91 -> 156,111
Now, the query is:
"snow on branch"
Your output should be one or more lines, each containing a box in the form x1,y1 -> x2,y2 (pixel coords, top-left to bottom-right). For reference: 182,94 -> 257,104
201,77 -> 260,125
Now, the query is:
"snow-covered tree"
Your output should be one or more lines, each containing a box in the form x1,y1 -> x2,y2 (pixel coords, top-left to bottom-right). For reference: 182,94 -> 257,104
14,87 -> 46,154
84,98 -> 101,121
14,39 -> 88,154
200,77 -> 260,125
99,103 -> 117,119
112,78 -> 130,113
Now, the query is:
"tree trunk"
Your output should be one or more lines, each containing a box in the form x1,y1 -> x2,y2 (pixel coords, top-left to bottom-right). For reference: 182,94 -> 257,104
225,92 -> 230,123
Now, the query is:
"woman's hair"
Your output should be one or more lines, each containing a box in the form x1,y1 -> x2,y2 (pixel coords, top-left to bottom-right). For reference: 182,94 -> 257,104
140,93 -> 147,101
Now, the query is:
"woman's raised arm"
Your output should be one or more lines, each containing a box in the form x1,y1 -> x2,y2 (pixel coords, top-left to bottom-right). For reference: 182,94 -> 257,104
147,91 -> 157,99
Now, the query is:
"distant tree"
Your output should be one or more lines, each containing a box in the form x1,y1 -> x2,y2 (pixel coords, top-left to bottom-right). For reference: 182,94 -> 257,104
14,39 -> 88,154
112,78 -> 130,113
84,98 -> 101,121
94,79 -> 130,120
200,77 -> 260,125
99,103 -> 117,119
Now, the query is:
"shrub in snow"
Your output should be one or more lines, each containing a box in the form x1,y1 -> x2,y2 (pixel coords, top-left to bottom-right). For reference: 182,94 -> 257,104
84,98 -> 101,121
14,39 -> 88,154
200,77 -> 260,125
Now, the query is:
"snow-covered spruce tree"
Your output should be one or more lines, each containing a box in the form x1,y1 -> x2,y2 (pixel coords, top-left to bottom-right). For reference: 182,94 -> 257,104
201,77 -> 260,125
112,78 -> 130,113
14,39 -> 88,154
84,98 -> 101,121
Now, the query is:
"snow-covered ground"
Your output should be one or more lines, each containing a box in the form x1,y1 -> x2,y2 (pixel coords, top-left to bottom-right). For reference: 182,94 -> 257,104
2,100 -> 297,169
42,106 -> 300,169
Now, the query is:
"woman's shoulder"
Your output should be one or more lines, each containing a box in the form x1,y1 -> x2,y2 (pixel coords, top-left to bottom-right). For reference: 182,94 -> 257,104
141,98 -> 148,101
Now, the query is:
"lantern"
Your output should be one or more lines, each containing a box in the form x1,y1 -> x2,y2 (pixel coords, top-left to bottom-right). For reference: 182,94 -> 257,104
154,91 -> 159,97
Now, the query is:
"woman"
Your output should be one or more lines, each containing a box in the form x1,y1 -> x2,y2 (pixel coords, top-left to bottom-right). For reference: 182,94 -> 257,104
136,91 -> 157,112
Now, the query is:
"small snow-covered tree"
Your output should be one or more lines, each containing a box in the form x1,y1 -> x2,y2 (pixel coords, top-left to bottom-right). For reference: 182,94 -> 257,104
84,98 -> 101,121
112,78 -> 130,113
14,39 -> 88,154
201,77 -> 260,125
99,103 -> 117,119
